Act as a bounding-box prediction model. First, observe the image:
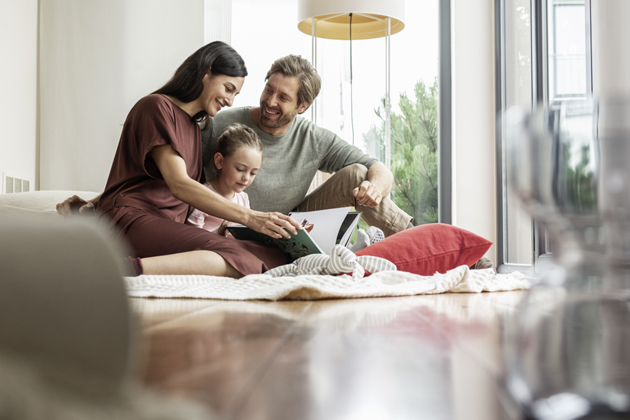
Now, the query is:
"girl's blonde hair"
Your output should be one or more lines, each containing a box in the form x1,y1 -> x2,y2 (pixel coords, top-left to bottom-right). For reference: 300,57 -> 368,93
211,124 -> 263,176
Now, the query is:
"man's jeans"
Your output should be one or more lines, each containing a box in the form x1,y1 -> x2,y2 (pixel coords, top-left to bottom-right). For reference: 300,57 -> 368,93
293,164 -> 413,237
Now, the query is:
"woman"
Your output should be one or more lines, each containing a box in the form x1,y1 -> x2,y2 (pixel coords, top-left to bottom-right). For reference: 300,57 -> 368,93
95,41 -> 299,278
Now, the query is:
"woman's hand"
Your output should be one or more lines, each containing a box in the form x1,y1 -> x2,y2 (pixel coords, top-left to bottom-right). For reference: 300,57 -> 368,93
56,194 -> 101,217
245,211 -> 301,239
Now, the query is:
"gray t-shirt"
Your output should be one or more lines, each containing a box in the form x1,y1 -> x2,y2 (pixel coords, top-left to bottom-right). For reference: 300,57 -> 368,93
202,107 -> 378,214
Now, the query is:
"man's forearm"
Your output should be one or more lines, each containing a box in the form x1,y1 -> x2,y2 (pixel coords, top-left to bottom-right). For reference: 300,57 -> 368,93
367,162 -> 394,197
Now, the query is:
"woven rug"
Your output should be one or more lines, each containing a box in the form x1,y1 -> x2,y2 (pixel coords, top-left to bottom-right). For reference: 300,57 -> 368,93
125,265 -> 530,301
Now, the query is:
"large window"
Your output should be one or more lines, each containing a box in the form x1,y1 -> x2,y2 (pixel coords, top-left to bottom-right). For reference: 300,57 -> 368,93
548,0 -> 587,104
496,0 -> 590,270
229,0 -> 449,225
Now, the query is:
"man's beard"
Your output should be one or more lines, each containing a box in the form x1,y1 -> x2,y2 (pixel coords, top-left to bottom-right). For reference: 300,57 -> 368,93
259,104 -> 298,129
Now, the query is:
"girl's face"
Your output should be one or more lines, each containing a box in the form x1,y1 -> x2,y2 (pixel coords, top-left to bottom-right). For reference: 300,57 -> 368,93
214,146 -> 262,197
198,73 -> 245,117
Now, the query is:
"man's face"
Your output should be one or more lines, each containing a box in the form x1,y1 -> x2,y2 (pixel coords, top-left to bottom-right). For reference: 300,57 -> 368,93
258,73 -> 308,130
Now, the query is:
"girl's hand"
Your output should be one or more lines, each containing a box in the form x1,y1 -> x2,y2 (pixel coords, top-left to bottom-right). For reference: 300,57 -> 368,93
217,220 -> 237,237
246,211 -> 301,239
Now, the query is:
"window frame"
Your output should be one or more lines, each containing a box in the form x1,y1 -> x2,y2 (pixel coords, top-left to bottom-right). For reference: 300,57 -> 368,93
495,0 -> 593,273
439,0 -> 452,224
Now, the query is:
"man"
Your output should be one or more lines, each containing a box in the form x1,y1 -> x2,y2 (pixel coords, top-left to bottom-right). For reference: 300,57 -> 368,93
58,55 -> 413,237
203,55 -> 413,236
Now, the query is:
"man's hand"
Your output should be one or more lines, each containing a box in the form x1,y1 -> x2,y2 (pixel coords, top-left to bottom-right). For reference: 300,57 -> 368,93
55,195 -> 97,217
353,181 -> 383,208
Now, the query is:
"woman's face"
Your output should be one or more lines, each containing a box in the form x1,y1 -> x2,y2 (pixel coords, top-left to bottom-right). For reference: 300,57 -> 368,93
198,73 -> 245,117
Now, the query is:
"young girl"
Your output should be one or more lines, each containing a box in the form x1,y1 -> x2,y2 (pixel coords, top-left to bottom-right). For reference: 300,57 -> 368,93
187,124 -> 262,236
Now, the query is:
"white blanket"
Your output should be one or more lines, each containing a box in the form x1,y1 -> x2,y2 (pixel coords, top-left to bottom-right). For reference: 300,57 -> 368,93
125,265 -> 531,301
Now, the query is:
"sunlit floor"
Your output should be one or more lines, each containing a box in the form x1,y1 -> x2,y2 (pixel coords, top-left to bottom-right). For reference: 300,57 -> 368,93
132,291 -> 528,420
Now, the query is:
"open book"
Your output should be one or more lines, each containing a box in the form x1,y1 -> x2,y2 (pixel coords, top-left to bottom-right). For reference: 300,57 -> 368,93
226,207 -> 362,263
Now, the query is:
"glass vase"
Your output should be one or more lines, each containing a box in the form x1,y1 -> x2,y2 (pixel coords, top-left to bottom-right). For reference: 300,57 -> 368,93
501,97 -> 630,420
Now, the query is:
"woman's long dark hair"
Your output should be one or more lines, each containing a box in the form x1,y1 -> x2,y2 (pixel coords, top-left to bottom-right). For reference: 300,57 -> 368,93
154,41 -> 247,126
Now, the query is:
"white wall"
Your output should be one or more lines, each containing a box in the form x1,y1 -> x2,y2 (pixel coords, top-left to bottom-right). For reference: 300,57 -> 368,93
451,0 -> 497,261
39,0 -> 205,192
0,0 -> 38,188
591,0 -> 630,98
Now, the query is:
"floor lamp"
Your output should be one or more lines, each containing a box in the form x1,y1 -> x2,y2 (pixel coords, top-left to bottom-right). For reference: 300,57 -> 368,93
297,0 -> 405,169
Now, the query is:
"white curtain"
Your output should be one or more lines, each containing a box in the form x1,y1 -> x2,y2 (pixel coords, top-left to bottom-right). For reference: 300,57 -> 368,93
205,0 -> 232,44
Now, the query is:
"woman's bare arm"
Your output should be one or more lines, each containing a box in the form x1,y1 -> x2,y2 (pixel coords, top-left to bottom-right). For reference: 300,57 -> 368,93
151,144 -> 299,239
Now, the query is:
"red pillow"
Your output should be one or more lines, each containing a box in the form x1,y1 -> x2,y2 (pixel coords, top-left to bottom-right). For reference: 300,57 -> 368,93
355,223 -> 492,275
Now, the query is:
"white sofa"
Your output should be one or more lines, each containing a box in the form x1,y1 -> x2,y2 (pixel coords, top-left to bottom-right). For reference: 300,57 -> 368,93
0,190 -> 100,220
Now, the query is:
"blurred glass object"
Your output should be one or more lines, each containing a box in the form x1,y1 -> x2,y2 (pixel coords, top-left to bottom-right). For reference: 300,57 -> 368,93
505,99 -> 601,268
502,98 -> 630,420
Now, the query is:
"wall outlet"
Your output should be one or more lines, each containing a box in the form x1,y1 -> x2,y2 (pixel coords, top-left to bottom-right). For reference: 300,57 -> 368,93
1,172 -> 31,194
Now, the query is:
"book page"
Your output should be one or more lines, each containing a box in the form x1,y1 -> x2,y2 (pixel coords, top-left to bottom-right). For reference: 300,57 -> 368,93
337,212 -> 362,247
289,207 -> 351,254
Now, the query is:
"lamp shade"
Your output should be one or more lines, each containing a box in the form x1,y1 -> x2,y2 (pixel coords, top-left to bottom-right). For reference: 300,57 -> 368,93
298,0 -> 405,40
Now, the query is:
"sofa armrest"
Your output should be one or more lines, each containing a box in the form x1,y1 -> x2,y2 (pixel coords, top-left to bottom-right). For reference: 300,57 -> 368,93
0,191 -> 100,220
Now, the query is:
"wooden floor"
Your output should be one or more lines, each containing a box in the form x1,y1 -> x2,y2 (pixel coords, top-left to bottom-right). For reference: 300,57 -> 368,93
133,291 -> 528,420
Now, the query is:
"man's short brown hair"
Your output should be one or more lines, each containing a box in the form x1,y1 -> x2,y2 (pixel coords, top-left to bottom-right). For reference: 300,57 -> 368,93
265,55 -> 321,111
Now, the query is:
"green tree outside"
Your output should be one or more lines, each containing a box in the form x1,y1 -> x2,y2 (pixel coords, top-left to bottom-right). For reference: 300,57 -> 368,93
363,78 -> 439,225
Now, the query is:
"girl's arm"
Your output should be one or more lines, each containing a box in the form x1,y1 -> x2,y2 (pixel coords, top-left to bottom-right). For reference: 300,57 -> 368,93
151,144 -> 299,239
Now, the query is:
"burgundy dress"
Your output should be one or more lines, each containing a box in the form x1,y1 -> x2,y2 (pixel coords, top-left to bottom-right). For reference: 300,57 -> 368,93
98,94 -> 286,275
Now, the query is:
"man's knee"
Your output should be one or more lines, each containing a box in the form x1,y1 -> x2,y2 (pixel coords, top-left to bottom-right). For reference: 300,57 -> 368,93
336,163 -> 368,185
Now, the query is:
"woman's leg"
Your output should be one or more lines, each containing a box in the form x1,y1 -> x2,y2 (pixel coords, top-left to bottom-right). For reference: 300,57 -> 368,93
141,250 -> 241,277
120,211 -> 286,276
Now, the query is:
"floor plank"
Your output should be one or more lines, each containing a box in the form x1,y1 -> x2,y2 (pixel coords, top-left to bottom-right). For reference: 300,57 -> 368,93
138,299 -> 312,415
135,292 -> 527,420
